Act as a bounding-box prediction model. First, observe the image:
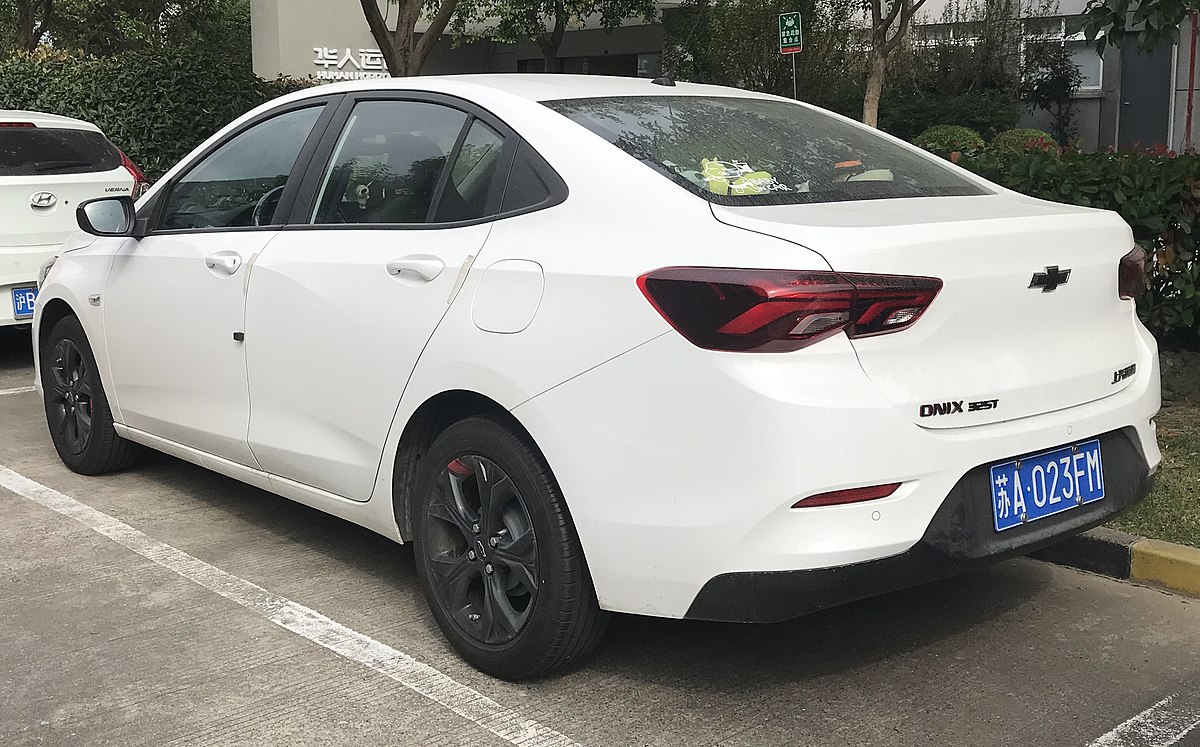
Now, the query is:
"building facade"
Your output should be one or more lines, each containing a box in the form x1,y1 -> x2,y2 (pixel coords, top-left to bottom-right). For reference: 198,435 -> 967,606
250,0 -> 667,84
250,0 -> 1199,152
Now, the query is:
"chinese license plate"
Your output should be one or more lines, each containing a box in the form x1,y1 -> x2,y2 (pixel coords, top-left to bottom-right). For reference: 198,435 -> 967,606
11,286 -> 37,319
990,439 -> 1104,532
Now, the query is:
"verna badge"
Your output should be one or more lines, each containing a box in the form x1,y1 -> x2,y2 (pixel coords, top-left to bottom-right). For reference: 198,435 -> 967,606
1029,265 -> 1071,292
29,191 -> 57,209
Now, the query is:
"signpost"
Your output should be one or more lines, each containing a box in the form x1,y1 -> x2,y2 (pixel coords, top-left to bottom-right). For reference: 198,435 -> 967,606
778,11 -> 803,100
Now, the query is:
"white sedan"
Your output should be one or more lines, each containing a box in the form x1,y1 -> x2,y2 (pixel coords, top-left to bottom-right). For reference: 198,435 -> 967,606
1,110 -> 147,326
32,75 -> 1161,680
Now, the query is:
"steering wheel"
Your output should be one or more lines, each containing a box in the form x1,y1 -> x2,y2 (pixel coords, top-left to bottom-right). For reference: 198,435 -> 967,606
252,185 -> 287,227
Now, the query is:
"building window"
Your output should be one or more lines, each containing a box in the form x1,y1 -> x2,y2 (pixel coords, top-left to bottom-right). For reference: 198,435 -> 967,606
1066,39 -> 1103,90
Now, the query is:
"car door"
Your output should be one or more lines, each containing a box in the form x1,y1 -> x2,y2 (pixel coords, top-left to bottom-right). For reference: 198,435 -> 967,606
103,100 -> 335,466
243,95 -> 512,500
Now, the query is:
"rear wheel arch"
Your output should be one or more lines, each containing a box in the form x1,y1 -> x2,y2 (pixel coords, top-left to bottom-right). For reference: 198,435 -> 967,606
392,390 -> 550,539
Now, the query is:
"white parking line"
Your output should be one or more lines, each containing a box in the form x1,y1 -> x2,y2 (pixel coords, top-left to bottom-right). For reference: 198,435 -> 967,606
1089,688 -> 1200,747
0,385 -> 36,397
0,464 -> 581,747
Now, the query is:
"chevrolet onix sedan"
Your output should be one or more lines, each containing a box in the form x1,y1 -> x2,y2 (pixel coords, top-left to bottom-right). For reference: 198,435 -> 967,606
34,75 -> 1160,680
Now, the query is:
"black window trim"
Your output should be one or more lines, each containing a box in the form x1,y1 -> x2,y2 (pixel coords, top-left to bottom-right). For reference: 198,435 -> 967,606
138,94 -> 344,237
282,89 -> 567,233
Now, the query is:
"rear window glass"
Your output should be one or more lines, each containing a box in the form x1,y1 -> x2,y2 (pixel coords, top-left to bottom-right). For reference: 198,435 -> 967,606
0,127 -> 121,176
543,96 -> 989,206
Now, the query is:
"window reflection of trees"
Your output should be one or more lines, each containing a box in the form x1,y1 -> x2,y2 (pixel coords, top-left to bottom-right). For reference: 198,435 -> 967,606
547,96 -> 986,205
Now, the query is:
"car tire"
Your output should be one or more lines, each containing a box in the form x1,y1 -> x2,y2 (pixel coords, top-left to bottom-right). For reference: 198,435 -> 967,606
41,315 -> 140,475
413,415 -> 608,680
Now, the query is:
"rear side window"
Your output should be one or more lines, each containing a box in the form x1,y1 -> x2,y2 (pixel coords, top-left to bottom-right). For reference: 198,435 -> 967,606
543,96 -> 989,206
311,100 -> 467,225
433,119 -> 505,223
500,142 -> 555,214
0,127 -> 121,176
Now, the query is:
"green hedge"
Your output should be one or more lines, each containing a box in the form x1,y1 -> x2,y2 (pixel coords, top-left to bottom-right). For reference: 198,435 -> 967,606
0,48 -> 311,178
990,128 -> 1057,152
956,148 -> 1200,346
913,124 -> 986,157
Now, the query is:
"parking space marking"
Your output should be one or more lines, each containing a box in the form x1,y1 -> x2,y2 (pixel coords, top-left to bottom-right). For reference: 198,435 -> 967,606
1089,685 -> 1200,747
0,464 -> 581,747
0,385 -> 35,397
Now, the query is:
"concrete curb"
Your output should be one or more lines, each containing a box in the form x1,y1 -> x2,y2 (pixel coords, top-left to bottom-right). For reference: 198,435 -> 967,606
1031,527 -> 1200,598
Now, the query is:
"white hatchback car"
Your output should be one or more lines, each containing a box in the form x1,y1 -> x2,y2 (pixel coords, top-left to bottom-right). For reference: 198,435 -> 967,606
33,75 -> 1160,680
1,111 -> 146,326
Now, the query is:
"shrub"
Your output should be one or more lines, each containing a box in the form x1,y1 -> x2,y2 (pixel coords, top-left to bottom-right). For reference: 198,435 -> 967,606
955,148 -> 1200,347
881,89 -> 1021,143
0,48 -> 312,179
991,128 -> 1058,152
913,125 -> 986,157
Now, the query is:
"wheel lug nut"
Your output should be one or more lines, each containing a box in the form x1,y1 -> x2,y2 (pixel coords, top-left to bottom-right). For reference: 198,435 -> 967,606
467,550 -> 476,561
489,536 -> 499,547
485,563 -> 494,575
472,523 -> 480,534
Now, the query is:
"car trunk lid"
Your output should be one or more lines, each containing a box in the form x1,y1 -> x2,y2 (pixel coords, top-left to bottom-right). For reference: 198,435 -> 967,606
712,194 -> 1142,429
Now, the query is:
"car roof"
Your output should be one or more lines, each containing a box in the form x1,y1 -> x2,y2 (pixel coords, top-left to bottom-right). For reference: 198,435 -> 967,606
300,73 -> 775,104
0,110 -> 103,132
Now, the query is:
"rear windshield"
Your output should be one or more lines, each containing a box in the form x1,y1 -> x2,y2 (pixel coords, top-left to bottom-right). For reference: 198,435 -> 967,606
543,96 -> 989,206
0,127 -> 121,176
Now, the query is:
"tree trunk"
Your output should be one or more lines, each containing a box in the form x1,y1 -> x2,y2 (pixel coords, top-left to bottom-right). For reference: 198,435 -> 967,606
539,14 -> 567,73
16,0 -> 52,51
862,47 -> 887,128
358,0 -> 457,77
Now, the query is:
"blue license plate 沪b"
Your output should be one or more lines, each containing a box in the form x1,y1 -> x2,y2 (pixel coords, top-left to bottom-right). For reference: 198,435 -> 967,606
11,286 -> 37,319
990,439 -> 1104,532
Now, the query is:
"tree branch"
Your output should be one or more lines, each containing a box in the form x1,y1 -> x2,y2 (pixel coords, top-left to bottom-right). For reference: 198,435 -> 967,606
413,0 -> 461,69
358,0 -> 392,47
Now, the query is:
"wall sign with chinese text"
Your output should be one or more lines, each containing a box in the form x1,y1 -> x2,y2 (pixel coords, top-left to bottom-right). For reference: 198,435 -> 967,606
313,47 -> 390,80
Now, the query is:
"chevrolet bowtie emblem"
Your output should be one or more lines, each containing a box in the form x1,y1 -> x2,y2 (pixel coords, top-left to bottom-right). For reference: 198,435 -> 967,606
1029,265 -> 1071,292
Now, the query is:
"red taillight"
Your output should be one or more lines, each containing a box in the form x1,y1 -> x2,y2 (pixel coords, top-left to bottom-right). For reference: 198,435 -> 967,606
0,122 -> 36,128
118,149 -> 150,200
1119,246 -> 1147,300
793,483 -> 900,508
637,267 -> 942,353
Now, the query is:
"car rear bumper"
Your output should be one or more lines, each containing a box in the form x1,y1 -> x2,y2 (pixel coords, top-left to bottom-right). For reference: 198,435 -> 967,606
684,426 -> 1154,622
513,321 -> 1161,621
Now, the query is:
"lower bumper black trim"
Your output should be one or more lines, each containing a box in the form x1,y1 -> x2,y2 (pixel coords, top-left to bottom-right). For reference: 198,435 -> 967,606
685,427 -> 1154,623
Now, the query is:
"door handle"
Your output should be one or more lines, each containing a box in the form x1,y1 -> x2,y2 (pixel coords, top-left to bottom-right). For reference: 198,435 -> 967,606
386,255 -> 444,283
205,251 -> 242,275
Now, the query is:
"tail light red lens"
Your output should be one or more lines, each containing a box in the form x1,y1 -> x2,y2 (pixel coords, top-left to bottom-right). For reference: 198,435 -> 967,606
1118,246 -> 1147,300
637,267 -> 942,353
0,122 -> 36,128
118,149 -> 150,200
793,483 -> 900,508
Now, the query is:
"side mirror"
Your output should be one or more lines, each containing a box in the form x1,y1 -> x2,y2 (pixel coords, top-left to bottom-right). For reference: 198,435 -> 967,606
77,196 -> 135,237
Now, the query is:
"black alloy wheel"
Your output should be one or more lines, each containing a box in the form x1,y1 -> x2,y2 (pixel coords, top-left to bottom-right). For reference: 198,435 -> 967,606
46,337 -> 93,456
413,416 -> 608,680
41,315 -> 140,475
424,454 -> 539,645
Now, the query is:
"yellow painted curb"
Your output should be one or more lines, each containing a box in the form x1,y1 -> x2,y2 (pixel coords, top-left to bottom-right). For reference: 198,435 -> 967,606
1130,539 -> 1200,597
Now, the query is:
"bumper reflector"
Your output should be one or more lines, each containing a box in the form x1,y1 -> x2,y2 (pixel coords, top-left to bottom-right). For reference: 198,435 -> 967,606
793,483 -> 900,508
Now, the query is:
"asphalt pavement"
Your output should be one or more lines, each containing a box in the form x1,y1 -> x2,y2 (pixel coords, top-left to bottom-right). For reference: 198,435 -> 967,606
2,326 -> 1199,747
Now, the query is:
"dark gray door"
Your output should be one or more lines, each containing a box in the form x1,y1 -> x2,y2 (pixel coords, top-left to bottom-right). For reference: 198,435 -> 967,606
1118,41 -> 1174,148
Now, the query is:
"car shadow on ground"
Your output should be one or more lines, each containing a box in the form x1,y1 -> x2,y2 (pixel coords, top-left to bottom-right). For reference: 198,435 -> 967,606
0,327 -> 34,374
124,447 -> 1047,694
